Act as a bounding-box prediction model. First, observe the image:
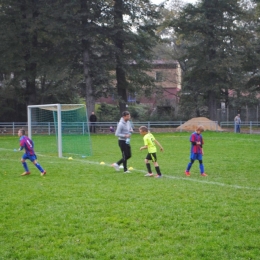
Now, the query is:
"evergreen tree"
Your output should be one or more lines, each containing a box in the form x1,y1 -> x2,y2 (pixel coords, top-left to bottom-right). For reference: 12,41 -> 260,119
0,0 -> 81,121
111,0 -> 161,113
0,0 -> 162,120
169,0 -> 251,120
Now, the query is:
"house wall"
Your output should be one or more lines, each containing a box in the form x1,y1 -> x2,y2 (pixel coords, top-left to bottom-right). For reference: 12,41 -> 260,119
96,60 -> 182,107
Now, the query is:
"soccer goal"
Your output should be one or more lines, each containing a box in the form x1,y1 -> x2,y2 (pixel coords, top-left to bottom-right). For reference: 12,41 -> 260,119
27,104 -> 92,158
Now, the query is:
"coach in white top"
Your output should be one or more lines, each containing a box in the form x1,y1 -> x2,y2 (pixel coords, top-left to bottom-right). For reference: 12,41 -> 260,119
112,111 -> 133,173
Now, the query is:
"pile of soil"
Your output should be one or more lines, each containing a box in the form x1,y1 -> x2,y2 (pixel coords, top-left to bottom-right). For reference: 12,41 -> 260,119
176,117 -> 223,131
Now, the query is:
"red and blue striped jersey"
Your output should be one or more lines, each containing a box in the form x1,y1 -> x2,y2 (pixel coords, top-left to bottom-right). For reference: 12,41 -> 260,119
19,136 -> 35,155
190,132 -> 204,154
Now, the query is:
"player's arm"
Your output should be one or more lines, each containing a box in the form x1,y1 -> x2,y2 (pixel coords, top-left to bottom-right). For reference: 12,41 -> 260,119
154,139 -> 164,152
18,140 -> 25,151
140,145 -> 148,151
190,134 -> 197,145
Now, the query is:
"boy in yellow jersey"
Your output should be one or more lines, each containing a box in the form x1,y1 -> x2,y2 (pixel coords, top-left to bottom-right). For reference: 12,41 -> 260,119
139,126 -> 164,178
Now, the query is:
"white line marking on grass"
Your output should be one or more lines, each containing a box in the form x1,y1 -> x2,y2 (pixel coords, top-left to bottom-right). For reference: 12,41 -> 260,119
2,148 -> 259,191
62,158 -> 260,191
163,175 -> 260,191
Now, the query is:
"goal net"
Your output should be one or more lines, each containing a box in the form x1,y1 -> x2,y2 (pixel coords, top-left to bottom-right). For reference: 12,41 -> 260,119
27,104 -> 92,158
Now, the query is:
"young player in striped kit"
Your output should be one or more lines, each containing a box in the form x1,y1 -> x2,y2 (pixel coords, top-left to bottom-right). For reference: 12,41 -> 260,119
17,129 -> 46,176
185,125 -> 207,177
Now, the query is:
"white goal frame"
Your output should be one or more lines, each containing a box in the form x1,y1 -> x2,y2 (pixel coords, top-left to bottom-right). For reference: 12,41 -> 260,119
27,104 -> 86,158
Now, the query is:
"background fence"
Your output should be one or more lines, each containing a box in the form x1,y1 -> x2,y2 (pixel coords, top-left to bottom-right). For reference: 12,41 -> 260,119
1,121 -> 260,135
217,106 -> 260,122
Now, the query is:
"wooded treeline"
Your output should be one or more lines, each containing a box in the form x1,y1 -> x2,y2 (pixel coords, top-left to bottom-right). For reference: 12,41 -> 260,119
0,0 -> 260,121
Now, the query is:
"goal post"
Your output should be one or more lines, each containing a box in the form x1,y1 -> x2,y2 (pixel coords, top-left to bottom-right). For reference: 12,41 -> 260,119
27,104 -> 92,158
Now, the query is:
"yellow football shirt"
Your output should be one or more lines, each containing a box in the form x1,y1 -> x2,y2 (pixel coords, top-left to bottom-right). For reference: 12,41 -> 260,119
143,132 -> 157,153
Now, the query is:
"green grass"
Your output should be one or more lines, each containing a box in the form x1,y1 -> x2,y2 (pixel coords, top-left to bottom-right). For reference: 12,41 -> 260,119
0,132 -> 260,259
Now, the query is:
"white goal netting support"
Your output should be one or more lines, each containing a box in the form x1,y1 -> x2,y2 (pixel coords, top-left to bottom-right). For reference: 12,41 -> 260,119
27,104 -> 92,158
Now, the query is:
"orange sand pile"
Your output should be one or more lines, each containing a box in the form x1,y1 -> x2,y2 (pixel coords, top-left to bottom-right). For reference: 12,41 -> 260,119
176,117 -> 223,131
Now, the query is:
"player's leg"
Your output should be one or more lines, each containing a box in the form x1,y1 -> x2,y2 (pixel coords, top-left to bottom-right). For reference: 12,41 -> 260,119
21,159 -> 30,174
198,158 -> 207,176
185,153 -> 195,176
30,155 -> 46,175
113,140 -> 124,168
116,141 -> 128,172
198,153 -> 207,176
21,154 -> 30,176
144,154 -> 153,176
151,153 -> 162,177
123,144 -> 131,173
186,160 -> 194,171
125,144 -> 131,160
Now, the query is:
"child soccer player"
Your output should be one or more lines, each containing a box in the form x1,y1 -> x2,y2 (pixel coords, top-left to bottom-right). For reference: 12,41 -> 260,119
17,129 -> 46,176
139,126 -> 163,178
185,125 -> 207,177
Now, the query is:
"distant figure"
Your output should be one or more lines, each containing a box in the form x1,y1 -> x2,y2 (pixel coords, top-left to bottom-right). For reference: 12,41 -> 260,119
185,125 -> 207,177
17,129 -> 46,176
234,114 -> 241,133
109,126 -> 115,133
89,112 -> 97,133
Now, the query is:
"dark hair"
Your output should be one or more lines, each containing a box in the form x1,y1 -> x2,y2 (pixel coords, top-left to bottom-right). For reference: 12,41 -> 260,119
122,111 -> 130,117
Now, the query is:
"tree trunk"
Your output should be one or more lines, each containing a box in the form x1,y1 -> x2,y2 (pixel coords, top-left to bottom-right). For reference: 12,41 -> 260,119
83,49 -> 95,119
22,2 -> 38,106
208,90 -> 217,120
25,57 -> 37,105
114,0 -> 128,114
116,66 -> 128,113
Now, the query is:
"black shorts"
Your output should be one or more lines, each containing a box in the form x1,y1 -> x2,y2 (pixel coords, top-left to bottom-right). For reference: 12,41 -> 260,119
146,153 -> 157,162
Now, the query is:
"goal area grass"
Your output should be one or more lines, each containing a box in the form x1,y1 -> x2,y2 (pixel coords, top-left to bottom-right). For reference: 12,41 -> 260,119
0,131 -> 260,259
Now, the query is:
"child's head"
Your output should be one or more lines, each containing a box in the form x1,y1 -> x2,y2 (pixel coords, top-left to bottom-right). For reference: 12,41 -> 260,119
139,126 -> 148,135
18,129 -> 25,136
196,125 -> 204,134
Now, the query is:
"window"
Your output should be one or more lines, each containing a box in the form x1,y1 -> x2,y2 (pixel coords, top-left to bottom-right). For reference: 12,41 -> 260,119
156,71 -> 163,82
128,93 -> 136,103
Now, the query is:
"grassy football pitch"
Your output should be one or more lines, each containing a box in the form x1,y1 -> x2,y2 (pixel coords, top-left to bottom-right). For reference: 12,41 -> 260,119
0,131 -> 260,259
